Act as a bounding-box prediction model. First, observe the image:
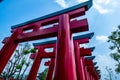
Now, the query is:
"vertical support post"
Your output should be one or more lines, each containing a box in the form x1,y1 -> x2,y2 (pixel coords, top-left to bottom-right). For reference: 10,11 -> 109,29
0,29 -> 20,74
84,60 -> 89,80
91,74 -> 94,80
27,47 -> 42,80
74,42 -> 86,80
46,58 -> 55,80
86,66 -> 92,80
54,14 -> 77,80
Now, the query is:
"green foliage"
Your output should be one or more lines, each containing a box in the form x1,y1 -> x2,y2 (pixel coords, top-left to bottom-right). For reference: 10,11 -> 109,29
109,46 -> 116,50
21,58 -> 26,65
115,64 -> 120,73
30,48 -> 36,53
23,48 -> 36,55
38,68 -> 48,80
16,65 -> 22,70
25,62 -> 30,66
0,43 -> 33,80
110,53 -> 120,61
23,50 -> 30,55
108,25 -> 120,74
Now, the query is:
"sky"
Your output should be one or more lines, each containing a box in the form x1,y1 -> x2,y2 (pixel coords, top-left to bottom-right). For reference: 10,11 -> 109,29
0,0 -> 120,79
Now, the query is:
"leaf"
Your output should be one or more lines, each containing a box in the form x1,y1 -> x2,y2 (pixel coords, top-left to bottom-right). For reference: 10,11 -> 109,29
115,64 -> 120,74
110,53 -> 120,61
23,50 -> 30,55
118,25 -> 120,30
30,48 -> 36,53
116,38 -> 120,44
21,59 -> 26,65
107,40 -> 110,42
109,46 -> 115,50
38,68 -> 48,80
16,65 -> 22,69
112,31 -> 117,35
118,31 -> 120,35
25,62 -> 30,66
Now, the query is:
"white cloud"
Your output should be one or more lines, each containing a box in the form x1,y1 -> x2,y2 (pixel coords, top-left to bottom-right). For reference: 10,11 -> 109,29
96,35 -> 108,43
77,0 -> 88,3
93,3 -> 112,14
54,0 -> 89,8
93,0 -> 120,14
54,0 -> 120,14
80,44 -> 88,48
54,0 -> 68,8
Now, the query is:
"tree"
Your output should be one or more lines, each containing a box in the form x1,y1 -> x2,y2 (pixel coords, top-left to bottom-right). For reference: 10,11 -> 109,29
108,25 -> 120,73
104,66 -> 119,80
0,43 -> 36,80
104,66 -> 113,80
37,68 -> 48,80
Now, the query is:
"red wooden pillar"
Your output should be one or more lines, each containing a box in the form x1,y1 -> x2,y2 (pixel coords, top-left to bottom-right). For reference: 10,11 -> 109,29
85,60 -> 99,80
46,58 -> 55,80
87,67 -> 94,80
84,60 -> 90,80
86,66 -> 91,80
54,14 -> 77,80
46,46 -> 56,80
27,47 -> 43,80
91,74 -> 95,80
74,42 -> 86,80
0,29 -> 21,74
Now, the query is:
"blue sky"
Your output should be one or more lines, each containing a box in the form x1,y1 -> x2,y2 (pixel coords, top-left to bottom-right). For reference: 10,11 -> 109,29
0,0 -> 120,79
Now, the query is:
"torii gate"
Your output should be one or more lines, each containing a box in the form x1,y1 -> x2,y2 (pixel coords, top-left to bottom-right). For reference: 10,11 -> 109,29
29,33 -> 100,80
0,0 -> 101,80
29,32 -> 94,80
84,56 -> 100,80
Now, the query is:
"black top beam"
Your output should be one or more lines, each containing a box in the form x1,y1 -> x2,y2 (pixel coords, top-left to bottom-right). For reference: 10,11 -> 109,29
93,62 -> 97,65
85,56 -> 95,60
95,66 -> 99,69
89,47 -> 95,52
11,0 -> 92,29
73,32 -> 94,40
33,32 -> 94,46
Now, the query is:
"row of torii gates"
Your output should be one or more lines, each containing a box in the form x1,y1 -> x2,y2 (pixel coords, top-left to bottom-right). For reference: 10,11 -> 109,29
0,0 -> 101,80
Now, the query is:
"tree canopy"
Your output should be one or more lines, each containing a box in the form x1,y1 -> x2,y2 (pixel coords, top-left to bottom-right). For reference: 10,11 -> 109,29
0,43 -> 36,80
108,25 -> 120,73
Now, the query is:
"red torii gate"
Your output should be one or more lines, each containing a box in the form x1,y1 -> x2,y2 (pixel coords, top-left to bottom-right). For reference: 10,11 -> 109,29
43,57 -> 99,80
30,44 -> 92,80
29,32 -> 99,80
84,57 -> 100,80
0,0 -> 101,80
